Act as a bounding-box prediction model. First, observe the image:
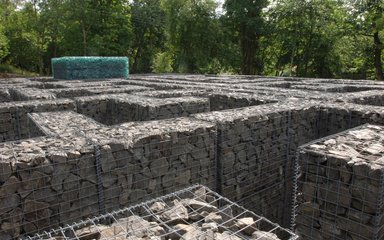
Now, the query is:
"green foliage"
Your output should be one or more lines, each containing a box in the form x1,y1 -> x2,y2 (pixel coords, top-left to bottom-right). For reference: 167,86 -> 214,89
0,63 -> 38,76
161,0 -> 223,73
223,0 -> 268,75
130,0 -> 166,73
0,24 -> 9,61
152,51 -> 173,73
0,0 -> 383,79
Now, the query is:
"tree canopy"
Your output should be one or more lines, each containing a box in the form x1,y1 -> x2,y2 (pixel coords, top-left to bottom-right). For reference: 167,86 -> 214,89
0,0 -> 383,80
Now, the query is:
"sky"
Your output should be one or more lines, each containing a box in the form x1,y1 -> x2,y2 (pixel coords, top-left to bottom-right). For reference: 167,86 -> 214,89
216,0 -> 224,14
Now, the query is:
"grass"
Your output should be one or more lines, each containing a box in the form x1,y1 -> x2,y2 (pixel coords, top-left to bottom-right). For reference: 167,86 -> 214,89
0,63 -> 38,77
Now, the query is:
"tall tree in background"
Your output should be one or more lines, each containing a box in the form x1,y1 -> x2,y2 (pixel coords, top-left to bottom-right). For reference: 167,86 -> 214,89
130,0 -> 166,73
2,1 -> 46,73
161,0 -> 222,73
267,0 -> 344,78
60,0 -> 132,57
224,0 -> 268,75
346,0 -> 384,80
0,1 -> 10,61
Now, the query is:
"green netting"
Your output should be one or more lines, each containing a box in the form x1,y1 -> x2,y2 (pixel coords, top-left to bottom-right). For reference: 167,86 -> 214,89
51,57 -> 129,80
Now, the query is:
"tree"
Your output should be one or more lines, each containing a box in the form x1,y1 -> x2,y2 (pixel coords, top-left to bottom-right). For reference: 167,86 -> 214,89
266,0 -> 345,78
161,0 -> 222,73
58,0 -> 132,57
0,1 -> 10,61
130,0 -> 166,73
3,1 -> 45,73
223,0 -> 268,75
345,0 -> 384,80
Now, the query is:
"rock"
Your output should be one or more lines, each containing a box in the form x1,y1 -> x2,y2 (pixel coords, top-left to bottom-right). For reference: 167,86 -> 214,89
252,231 -> 280,240
150,157 -> 169,176
181,227 -> 213,240
352,161 -> 370,178
0,176 -> 20,197
215,231 -> 242,240
19,171 -> 50,192
75,225 -> 104,240
194,186 -> 207,202
0,162 -> 12,183
0,232 -> 12,240
23,199 -> 51,221
219,205 -> 233,224
100,145 -> 117,172
51,163 -> 72,191
161,173 -> 175,188
148,179 -> 157,193
190,210 -> 209,221
0,194 -> 20,215
47,152 -> 67,163
161,200 -> 188,223
302,182 -> 317,201
175,170 -> 191,185
298,202 -> 320,217
324,139 -> 336,145
319,183 -> 351,207
319,218 -> 342,235
128,189 -> 147,203
150,202 -> 166,213
174,224 -> 198,235
235,217 -> 256,235
363,143 -> 384,155
120,215 -> 165,238
181,198 -> 217,213
26,187 -> 57,203
63,173 -> 81,190
346,208 -> 372,224
1,221 -> 20,238
204,212 -> 222,223
349,129 -> 375,140
202,222 -> 218,232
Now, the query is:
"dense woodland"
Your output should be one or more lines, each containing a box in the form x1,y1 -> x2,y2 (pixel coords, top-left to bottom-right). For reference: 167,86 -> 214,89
0,0 -> 383,80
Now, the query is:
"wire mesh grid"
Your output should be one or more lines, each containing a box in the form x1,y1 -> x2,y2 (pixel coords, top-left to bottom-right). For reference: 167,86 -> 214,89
0,113 -> 219,238
2,85 -> 384,239
0,100 -> 75,143
293,124 -> 384,240
26,184 -> 298,240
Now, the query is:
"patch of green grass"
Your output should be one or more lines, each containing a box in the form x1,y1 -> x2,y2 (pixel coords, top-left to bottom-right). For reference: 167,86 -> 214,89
0,64 -> 38,77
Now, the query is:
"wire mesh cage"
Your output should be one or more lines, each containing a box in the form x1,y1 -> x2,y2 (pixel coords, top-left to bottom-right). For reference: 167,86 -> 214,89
27,185 -> 298,240
293,124 -> 384,240
3,75 -> 384,240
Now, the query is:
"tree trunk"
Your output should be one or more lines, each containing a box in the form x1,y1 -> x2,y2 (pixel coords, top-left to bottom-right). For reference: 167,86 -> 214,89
240,24 -> 258,75
374,31 -> 384,81
81,21 -> 87,56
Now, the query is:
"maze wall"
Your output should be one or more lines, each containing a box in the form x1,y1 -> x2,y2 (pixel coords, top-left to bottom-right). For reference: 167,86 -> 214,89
1,75 -> 384,239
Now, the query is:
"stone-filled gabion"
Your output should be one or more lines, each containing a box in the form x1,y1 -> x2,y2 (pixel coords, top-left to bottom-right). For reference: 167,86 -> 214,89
29,185 -> 298,240
296,124 -> 384,240
2,75 -> 384,239
0,99 -> 75,142
75,94 -> 210,125
0,111 -> 216,239
194,100 -> 323,226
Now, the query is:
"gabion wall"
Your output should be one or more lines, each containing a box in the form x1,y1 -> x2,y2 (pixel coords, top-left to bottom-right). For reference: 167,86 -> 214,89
295,124 -> 384,240
1,75 -> 384,239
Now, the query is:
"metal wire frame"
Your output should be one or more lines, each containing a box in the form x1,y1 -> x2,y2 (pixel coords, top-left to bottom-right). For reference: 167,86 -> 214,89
2,82 -> 384,238
0,110 -> 300,236
26,184 -> 298,240
0,127 -> 218,238
293,124 -> 384,240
